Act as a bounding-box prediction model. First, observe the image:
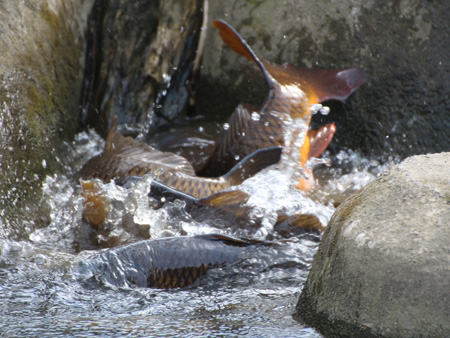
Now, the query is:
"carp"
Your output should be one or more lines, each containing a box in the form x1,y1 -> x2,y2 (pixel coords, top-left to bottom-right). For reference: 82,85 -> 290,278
202,20 -> 366,190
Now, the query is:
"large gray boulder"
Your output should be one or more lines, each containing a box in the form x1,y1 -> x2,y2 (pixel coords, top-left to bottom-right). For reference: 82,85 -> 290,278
0,0 -> 94,239
295,152 -> 450,337
196,0 -> 450,159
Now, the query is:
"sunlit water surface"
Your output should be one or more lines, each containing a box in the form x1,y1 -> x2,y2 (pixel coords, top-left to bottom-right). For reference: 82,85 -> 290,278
0,128 -> 393,337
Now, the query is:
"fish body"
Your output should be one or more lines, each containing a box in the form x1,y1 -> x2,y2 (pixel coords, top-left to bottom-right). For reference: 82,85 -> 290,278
78,117 -> 281,198
77,234 -> 267,289
205,20 -> 366,188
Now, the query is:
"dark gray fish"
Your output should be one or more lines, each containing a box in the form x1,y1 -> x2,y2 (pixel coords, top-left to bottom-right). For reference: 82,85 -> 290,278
77,234 -> 269,289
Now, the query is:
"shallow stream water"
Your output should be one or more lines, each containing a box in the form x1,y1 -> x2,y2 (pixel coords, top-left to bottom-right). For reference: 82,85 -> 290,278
0,127 -> 392,337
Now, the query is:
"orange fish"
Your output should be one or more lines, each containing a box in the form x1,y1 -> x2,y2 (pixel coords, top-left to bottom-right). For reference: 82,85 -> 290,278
206,20 -> 366,190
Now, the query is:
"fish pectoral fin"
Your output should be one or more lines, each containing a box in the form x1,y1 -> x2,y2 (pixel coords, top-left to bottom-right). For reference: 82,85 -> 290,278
198,190 -> 259,221
80,180 -> 110,228
199,189 -> 250,207
307,123 -> 336,159
285,65 -> 367,102
223,146 -> 283,185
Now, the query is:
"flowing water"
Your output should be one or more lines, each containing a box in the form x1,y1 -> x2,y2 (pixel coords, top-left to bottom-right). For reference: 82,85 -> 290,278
0,126 -> 393,337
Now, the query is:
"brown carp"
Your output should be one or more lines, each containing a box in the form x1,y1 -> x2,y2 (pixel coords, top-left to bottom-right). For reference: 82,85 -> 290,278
78,116 -> 281,199
203,20 -> 366,190
77,234 -> 270,289
77,118 -> 324,236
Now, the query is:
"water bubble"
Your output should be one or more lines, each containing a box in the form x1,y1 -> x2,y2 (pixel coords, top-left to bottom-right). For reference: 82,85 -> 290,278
32,254 -> 47,265
319,106 -> 330,115
234,155 -> 240,161
9,242 -> 23,253
251,112 -> 260,121
310,104 -> 322,115
223,123 -> 230,131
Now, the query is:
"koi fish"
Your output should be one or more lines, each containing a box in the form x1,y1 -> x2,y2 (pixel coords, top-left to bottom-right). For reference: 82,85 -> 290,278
204,20 -> 366,190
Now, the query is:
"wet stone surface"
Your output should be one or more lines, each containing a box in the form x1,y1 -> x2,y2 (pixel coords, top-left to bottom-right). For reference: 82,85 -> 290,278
296,152 -> 450,338
0,0 -> 93,239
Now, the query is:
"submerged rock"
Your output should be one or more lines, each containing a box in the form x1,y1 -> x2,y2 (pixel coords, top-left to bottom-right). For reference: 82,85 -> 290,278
0,0 -> 94,239
295,152 -> 450,337
196,0 -> 450,160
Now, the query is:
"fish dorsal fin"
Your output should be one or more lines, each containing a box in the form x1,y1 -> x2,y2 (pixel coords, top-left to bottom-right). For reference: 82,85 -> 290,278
283,64 -> 367,103
104,121 -> 196,175
212,20 -> 274,89
223,146 -> 282,185
79,117 -> 196,180
216,103 -> 253,162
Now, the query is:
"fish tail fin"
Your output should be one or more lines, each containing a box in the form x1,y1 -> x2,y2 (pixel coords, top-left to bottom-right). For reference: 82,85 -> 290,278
223,146 -> 282,185
212,19 -> 259,63
295,67 -> 367,102
212,20 -> 274,87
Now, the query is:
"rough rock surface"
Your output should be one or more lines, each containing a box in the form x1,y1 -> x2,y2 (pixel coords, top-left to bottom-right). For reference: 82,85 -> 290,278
0,0 -> 94,239
295,152 -> 450,337
196,0 -> 450,159
81,0 -> 203,136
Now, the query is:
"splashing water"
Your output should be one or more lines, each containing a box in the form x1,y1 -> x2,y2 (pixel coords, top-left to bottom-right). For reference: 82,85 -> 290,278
0,125 -> 393,337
